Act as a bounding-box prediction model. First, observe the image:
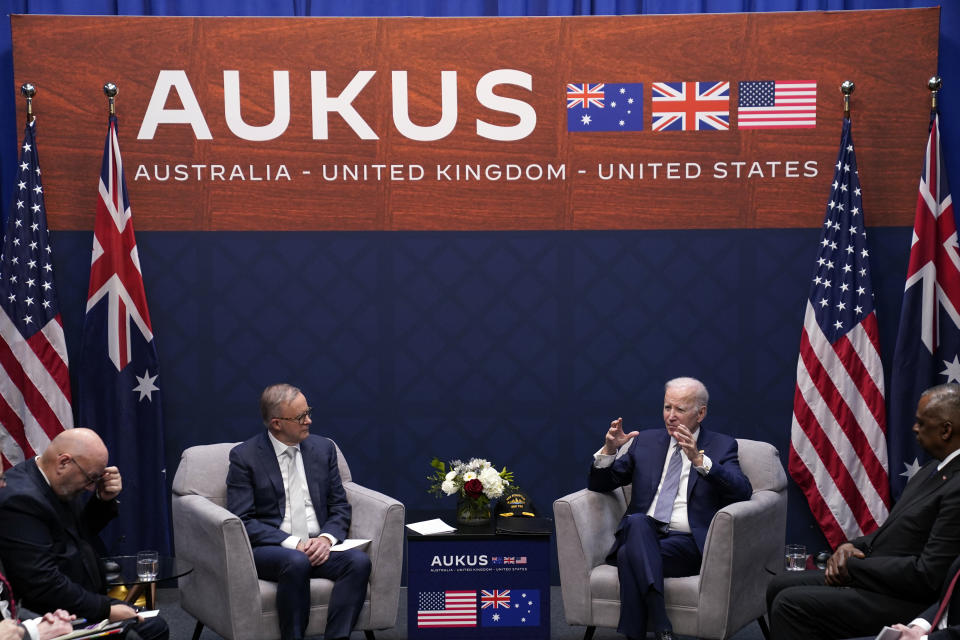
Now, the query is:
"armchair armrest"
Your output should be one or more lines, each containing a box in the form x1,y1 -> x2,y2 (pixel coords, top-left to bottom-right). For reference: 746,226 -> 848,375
697,490 -> 787,638
344,481 -> 405,629
554,488 -> 626,626
172,494 -> 262,640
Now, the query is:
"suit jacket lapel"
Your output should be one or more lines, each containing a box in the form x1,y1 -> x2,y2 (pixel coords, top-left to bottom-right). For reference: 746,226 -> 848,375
299,438 -> 324,510
895,459 -> 956,514
257,432 -> 286,516
649,431 -> 670,498
686,427 -> 710,498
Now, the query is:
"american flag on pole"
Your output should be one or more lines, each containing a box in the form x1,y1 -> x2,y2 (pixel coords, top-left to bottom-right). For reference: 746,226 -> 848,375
888,111 -> 960,498
417,590 -> 477,627
651,81 -> 730,131
790,116 -> 890,548
0,119 -> 72,468
77,114 -> 170,554
737,80 -> 817,129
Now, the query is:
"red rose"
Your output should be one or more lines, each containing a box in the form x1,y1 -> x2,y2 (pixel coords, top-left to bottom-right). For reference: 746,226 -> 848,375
464,478 -> 483,498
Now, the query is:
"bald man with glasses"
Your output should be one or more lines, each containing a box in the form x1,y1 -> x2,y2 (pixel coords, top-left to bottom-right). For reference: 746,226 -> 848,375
0,429 -> 168,640
226,383 -> 370,640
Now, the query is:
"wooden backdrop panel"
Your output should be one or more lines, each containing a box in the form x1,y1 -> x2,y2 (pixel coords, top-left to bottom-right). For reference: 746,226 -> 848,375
10,10 -> 939,231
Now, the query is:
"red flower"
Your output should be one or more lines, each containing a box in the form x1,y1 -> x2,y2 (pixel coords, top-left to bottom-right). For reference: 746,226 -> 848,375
464,478 -> 483,498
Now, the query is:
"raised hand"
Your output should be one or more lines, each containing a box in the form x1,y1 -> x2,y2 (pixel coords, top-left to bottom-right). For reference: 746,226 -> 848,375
603,417 -> 640,455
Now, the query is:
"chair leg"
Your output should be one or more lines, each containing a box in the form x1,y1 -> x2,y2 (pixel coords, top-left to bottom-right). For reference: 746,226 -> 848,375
583,626 -> 596,640
191,621 -> 204,640
757,615 -> 771,640
364,631 -> 376,640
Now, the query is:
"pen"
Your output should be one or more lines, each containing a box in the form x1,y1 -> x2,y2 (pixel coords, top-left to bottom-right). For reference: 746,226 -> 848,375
82,628 -> 124,639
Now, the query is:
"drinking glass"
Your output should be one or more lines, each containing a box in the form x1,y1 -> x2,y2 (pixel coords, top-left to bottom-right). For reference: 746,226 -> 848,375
784,544 -> 806,571
137,550 -> 159,581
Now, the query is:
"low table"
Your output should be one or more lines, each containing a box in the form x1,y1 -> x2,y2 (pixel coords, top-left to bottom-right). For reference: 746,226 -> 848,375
102,555 -> 192,609
406,511 -> 551,640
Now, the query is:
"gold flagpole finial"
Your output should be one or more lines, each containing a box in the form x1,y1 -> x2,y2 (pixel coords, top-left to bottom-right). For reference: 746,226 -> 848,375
929,76 -> 942,110
20,83 -> 36,123
103,82 -> 118,116
840,81 -> 855,118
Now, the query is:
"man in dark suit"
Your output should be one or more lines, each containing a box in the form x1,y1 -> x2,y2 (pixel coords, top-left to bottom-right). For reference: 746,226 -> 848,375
0,429 -> 168,640
226,383 -> 371,640
588,376 -> 753,640
767,383 -> 960,640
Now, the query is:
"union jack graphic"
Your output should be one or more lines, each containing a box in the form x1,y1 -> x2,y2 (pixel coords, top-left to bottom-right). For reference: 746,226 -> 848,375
481,589 -> 511,609
651,81 -> 730,132
566,83 -> 604,109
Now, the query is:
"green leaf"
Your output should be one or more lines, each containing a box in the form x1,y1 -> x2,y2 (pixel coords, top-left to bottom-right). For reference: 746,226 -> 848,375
430,457 -> 446,473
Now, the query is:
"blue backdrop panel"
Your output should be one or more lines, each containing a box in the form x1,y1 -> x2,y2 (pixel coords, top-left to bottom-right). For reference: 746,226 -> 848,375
48,227 -> 910,558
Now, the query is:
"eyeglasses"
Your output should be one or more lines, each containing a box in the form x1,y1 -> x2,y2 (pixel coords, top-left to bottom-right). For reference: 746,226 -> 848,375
275,407 -> 313,425
70,458 -> 105,487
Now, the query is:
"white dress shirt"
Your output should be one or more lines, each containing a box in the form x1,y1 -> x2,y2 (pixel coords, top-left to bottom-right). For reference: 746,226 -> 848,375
267,432 -> 337,549
594,430 -> 711,533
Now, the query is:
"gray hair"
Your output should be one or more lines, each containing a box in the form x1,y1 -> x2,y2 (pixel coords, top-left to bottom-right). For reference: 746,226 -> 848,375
665,377 -> 709,409
260,383 -> 302,427
922,383 -> 960,422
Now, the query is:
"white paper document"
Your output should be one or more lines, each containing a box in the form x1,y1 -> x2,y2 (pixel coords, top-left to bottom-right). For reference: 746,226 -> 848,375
406,518 -> 457,535
330,538 -> 371,551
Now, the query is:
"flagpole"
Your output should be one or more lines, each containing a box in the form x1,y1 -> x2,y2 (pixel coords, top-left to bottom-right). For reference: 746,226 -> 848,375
103,82 -> 117,115
841,80 -> 854,118
929,76 -> 942,111
20,83 -> 35,124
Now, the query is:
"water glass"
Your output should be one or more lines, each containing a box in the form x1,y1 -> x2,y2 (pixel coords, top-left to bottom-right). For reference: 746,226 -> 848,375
784,544 -> 806,571
137,550 -> 159,581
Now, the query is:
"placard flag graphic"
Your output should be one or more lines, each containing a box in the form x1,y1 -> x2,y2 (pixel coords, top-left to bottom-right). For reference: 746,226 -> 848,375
566,83 -> 643,132
417,590 -> 477,627
888,111 -> 960,498
0,119 -> 72,467
77,114 -> 171,554
789,116 -> 890,548
737,80 -> 817,129
651,81 -> 730,131
481,588 -> 540,627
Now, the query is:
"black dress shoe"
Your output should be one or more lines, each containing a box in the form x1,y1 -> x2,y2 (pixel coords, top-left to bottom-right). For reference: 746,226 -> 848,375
654,631 -> 674,640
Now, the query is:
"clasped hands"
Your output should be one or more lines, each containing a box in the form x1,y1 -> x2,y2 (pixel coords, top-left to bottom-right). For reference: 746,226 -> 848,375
297,536 -> 331,566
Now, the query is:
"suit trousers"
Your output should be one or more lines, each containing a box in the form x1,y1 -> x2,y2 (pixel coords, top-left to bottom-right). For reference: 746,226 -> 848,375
253,546 -> 371,640
766,569 -> 929,640
614,514 -> 701,638
124,615 -> 169,640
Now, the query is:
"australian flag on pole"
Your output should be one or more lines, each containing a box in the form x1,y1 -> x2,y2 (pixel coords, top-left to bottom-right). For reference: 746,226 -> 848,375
888,110 -> 960,499
77,114 -> 170,554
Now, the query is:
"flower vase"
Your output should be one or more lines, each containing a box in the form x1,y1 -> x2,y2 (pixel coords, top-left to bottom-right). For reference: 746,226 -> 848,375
456,496 -> 491,526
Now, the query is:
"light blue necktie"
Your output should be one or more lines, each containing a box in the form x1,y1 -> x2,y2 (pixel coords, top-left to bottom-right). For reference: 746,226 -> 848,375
652,444 -> 683,525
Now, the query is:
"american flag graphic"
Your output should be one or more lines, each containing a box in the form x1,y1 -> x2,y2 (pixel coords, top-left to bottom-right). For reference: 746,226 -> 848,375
417,590 -> 476,627
888,111 -> 960,497
738,80 -> 817,129
0,119 -> 72,468
651,81 -> 729,131
790,117 -> 890,548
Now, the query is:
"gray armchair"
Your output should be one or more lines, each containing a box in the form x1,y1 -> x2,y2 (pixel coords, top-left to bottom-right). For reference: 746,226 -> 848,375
171,441 -> 404,640
553,438 -> 787,640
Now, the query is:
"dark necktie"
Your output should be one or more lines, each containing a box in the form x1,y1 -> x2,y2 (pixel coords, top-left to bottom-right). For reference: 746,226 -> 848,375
931,567 -> 960,628
652,444 -> 683,524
